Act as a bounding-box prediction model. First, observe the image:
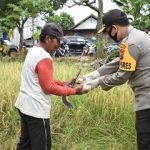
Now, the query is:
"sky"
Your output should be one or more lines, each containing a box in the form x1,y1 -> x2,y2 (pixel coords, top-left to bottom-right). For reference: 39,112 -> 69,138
56,0 -> 121,24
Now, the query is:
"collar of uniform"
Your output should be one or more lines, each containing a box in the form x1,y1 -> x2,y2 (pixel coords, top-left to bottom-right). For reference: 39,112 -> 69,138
127,25 -> 134,34
123,25 -> 134,41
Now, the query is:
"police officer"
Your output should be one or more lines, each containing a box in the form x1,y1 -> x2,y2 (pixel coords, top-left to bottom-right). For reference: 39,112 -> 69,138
78,9 -> 150,150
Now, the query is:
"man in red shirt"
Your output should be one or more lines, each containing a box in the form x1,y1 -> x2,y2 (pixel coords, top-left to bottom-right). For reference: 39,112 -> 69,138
15,23 -> 83,150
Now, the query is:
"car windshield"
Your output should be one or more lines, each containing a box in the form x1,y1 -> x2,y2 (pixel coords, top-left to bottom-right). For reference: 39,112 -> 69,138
4,40 -> 12,45
77,38 -> 85,42
66,36 -> 85,42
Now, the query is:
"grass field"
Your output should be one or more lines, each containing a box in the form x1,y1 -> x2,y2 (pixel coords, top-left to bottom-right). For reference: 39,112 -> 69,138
0,58 -> 137,150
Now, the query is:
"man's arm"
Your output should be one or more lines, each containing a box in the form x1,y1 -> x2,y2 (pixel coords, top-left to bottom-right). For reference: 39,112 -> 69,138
53,80 -> 65,86
77,57 -> 120,83
35,58 -> 76,96
98,43 -> 140,90
82,43 -> 141,91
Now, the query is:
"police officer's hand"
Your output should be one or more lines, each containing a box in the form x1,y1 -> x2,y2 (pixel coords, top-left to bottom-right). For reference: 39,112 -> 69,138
75,78 -> 84,84
74,84 -> 88,95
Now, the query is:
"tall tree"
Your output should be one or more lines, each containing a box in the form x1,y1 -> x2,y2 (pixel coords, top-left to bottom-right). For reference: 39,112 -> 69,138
5,0 -> 53,51
72,0 -> 104,57
0,0 -> 69,51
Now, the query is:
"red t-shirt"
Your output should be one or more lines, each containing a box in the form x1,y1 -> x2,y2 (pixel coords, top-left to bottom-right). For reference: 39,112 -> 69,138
35,58 -> 76,96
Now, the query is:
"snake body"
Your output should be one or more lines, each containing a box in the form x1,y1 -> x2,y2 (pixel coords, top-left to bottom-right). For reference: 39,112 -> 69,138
62,69 -> 81,108
62,96 -> 74,108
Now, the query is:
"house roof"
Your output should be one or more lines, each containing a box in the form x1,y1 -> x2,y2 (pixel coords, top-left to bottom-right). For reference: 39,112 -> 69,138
71,14 -> 97,30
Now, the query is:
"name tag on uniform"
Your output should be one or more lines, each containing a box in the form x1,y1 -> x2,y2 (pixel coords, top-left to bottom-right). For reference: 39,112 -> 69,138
119,42 -> 136,71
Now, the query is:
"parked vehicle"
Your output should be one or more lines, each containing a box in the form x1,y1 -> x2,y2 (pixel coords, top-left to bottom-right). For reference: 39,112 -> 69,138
50,43 -> 72,57
0,38 -> 18,58
23,38 -> 34,48
65,36 -> 95,56
82,41 -> 96,56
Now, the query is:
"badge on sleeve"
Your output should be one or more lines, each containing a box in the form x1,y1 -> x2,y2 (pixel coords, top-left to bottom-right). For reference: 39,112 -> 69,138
119,42 -> 136,71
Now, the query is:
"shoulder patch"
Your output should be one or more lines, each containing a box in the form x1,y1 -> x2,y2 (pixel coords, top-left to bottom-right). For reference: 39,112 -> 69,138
119,42 -> 136,71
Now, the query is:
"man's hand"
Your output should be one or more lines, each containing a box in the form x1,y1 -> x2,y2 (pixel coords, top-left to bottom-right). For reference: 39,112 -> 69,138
75,78 -> 84,84
75,84 -> 83,95
74,84 -> 88,95
65,69 -> 82,86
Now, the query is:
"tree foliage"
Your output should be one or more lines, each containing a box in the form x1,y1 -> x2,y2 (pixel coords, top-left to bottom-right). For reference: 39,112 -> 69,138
50,0 -> 68,10
47,12 -> 75,30
0,0 -> 68,51
7,0 -> 53,50
0,0 -> 19,17
112,0 -> 150,29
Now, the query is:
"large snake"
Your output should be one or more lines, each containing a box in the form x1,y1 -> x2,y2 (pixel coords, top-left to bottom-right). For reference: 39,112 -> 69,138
62,69 -> 81,108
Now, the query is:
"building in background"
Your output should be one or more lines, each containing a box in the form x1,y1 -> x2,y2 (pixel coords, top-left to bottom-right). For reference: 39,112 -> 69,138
64,14 -> 97,39
11,17 -> 44,47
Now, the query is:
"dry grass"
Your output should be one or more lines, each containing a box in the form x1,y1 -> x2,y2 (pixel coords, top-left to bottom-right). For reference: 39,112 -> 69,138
0,59 -> 137,150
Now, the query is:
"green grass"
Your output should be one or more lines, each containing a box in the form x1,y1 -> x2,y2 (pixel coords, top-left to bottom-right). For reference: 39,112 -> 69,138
0,58 -> 137,150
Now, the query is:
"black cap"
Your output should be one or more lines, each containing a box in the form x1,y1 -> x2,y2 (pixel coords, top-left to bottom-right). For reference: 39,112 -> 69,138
98,9 -> 129,33
41,23 -> 67,42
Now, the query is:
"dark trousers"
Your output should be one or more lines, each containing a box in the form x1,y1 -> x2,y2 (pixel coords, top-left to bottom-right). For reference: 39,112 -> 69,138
17,110 -> 51,150
136,108 -> 150,150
